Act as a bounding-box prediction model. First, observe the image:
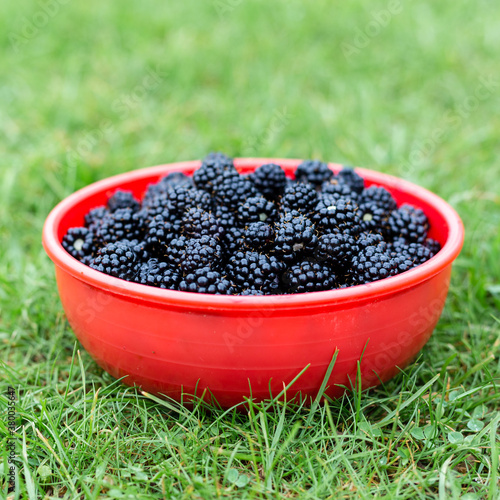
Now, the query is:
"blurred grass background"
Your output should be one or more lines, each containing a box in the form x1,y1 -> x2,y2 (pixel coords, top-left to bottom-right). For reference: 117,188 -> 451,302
1,0 -> 499,498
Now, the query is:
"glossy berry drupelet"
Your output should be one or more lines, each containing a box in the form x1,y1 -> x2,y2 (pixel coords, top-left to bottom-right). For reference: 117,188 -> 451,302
295,160 -> 333,187
274,210 -> 318,262
281,183 -> 318,215
283,259 -> 336,293
249,163 -> 287,200
62,227 -> 95,262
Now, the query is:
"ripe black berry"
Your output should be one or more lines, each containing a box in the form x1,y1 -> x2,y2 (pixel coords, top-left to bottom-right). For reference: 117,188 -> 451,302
295,160 -> 333,187
281,183 -> 318,215
250,163 -> 287,200
226,251 -> 283,294
274,211 -> 318,262
283,259 -> 336,293
107,190 -> 140,213
62,227 -> 94,262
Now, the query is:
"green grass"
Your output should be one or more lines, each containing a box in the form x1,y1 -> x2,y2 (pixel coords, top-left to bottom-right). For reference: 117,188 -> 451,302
1,0 -> 500,498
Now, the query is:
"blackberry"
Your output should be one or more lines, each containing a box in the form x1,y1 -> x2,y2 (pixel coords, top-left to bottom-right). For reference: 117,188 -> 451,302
244,222 -> 274,251
90,241 -> 139,281
226,251 -> 283,294
356,231 -> 384,249
107,190 -> 140,213
179,268 -> 233,294
312,196 -> 361,234
281,183 -> 318,215
391,241 -> 434,266
391,253 -> 416,276
159,171 -> 193,188
193,152 -> 236,193
425,238 -> 441,256
142,182 -> 169,207
274,211 -> 318,262
62,227 -> 95,262
214,204 -> 239,229
181,236 -> 222,274
359,186 -> 397,213
164,235 -> 188,266
350,243 -> 395,285
283,259 -> 336,294
385,204 -> 429,244
314,231 -> 359,269
250,163 -> 287,200
183,207 -> 223,239
237,196 -> 278,224
321,180 -> 357,200
84,206 -> 109,230
223,226 -> 245,255
204,151 -> 234,164
134,258 -> 180,289
97,208 -> 145,244
358,202 -> 387,233
166,185 -> 213,215
337,167 -> 365,194
295,160 -> 333,187
144,213 -> 182,256
240,288 -> 265,296
213,171 -> 258,210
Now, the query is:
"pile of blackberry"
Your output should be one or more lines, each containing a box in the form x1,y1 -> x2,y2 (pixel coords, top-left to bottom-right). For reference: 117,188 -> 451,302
62,153 -> 440,295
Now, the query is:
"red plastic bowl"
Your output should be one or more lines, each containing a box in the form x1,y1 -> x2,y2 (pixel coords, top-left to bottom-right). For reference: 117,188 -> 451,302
43,159 -> 464,407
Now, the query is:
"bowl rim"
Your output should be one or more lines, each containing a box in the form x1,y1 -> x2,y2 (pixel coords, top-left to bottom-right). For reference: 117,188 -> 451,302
42,158 -> 464,310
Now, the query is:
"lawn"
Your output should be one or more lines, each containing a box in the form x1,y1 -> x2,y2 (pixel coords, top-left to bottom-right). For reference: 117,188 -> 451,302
1,0 -> 499,498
